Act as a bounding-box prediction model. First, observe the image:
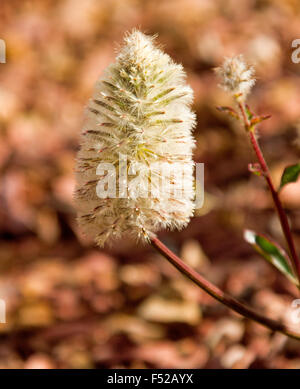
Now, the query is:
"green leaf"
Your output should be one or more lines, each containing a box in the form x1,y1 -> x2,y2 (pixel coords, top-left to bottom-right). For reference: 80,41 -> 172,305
245,104 -> 254,120
216,106 -> 240,120
279,163 -> 300,190
248,163 -> 263,177
244,229 -> 298,286
250,115 -> 271,126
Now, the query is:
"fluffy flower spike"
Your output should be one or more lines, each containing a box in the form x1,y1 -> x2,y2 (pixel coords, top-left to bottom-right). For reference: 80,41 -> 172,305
215,55 -> 255,100
75,30 -> 196,247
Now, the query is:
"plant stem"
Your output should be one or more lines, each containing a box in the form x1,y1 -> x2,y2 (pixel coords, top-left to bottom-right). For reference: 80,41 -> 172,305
238,102 -> 300,284
151,236 -> 300,340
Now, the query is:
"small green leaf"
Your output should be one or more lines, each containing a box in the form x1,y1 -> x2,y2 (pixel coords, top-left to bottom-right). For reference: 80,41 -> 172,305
216,106 -> 240,120
248,163 -> 263,177
250,115 -> 271,127
279,163 -> 300,190
244,229 -> 298,286
245,104 -> 254,120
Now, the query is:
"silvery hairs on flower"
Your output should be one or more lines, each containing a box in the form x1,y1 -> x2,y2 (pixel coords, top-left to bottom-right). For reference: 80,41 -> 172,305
214,55 -> 255,100
75,30 -> 196,247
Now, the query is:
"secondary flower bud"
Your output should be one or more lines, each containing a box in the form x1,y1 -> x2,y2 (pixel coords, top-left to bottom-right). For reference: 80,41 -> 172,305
74,30 -> 196,246
215,55 -> 255,99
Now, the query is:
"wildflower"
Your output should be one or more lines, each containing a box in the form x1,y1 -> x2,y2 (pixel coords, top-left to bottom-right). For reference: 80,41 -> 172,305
215,55 -> 255,99
74,30 -> 196,246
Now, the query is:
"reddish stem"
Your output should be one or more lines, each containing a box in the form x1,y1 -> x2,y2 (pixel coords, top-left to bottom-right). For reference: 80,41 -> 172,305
151,236 -> 300,340
239,102 -> 300,284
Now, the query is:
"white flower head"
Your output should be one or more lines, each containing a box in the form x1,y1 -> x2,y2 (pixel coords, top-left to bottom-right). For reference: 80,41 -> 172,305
215,55 -> 255,99
74,30 -> 196,247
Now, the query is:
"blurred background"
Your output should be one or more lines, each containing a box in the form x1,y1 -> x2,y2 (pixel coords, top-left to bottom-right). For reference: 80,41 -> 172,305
0,0 -> 300,369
